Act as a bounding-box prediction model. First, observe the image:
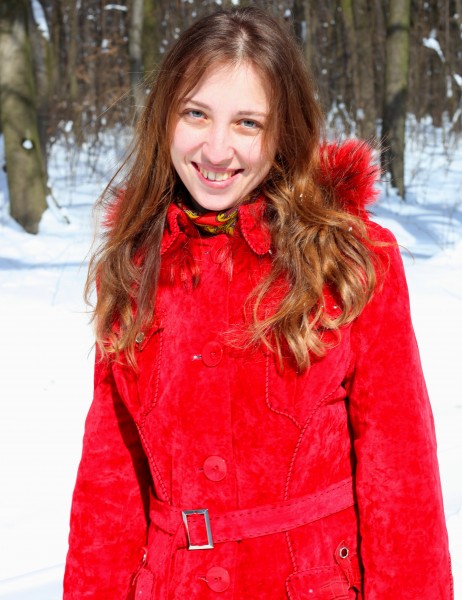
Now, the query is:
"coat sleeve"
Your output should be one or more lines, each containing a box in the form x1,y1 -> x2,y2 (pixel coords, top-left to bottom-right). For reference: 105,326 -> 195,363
346,224 -> 453,599
63,349 -> 152,599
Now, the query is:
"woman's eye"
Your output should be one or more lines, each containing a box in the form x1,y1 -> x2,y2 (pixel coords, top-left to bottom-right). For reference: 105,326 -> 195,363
186,109 -> 205,119
240,119 -> 260,129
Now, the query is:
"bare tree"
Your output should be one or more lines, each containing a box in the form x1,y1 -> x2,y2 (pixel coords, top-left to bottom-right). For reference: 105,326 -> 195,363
339,0 -> 360,120
382,0 -> 411,198
352,0 -> 376,139
0,0 -> 47,233
129,0 -> 144,116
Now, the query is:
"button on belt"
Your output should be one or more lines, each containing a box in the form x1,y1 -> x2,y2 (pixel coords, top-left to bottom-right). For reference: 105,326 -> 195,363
202,341 -> 223,367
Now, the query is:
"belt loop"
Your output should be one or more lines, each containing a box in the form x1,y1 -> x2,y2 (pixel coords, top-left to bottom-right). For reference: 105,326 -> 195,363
181,509 -> 214,550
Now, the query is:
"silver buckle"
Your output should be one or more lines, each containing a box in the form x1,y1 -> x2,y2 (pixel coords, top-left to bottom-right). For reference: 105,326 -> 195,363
181,509 -> 214,550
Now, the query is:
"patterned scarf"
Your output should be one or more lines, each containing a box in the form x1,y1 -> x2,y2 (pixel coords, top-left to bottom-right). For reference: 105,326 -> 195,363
178,201 -> 238,236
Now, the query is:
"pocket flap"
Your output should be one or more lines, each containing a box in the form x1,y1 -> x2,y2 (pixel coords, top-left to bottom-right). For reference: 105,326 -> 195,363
286,566 -> 350,600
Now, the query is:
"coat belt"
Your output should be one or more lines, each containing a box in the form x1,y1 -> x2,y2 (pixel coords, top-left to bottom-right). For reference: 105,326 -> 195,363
149,477 -> 354,550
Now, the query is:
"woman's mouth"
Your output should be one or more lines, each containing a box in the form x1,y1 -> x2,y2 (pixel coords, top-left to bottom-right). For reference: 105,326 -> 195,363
194,163 -> 242,182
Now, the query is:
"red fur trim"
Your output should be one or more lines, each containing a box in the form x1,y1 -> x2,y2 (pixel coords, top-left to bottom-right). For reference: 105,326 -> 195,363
319,140 -> 380,214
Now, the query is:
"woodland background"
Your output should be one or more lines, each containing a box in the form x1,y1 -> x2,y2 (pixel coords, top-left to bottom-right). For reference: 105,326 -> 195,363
0,0 -> 461,232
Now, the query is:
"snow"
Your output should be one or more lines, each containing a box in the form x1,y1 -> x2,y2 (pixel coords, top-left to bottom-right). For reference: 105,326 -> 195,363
104,4 -> 128,11
0,129 -> 461,598
423,30 -> 445,62
31,0 -> 50,41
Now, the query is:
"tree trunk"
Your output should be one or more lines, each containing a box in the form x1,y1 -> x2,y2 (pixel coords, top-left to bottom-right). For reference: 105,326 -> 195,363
353,0 -> 376,139
67,0 -> 78,105
29,1 -> 49,167
339,0 -> 360,126
303,0 -> 314,72
50,0 -> 64,101
0,0 -> 47,233
292,0 -> 307,49
129,0 -> 144,117
142,0 -> 158,73
382,0 -> 411,198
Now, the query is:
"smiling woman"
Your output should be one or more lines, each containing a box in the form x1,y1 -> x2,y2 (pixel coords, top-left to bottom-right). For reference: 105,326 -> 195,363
63,7 -> 452,600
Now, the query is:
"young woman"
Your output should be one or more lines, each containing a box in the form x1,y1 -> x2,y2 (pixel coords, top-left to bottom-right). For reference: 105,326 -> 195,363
64,7 -> 452,599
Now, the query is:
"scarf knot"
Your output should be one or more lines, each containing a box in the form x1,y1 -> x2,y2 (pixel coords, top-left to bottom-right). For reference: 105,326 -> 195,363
178,201 -> 238,236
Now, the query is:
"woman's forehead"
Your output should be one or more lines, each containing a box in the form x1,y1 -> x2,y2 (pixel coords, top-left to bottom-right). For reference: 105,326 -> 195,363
179,59 -> 272,102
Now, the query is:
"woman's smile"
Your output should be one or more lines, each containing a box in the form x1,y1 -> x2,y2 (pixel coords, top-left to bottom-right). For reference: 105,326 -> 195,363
193,163 -> 243,183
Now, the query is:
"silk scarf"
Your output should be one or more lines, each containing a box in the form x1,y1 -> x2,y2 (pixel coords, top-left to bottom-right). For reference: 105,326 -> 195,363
177,201 -> 238,236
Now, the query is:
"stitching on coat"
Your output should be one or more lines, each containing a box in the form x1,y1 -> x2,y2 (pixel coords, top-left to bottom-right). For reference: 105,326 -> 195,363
142,328 -> 164,422
284,388 -> 337,501
137,424 -> 171,503
285,575 -> 295,600
265,354 -> 302,430
286,530 -> 298,573
160,211 -> 181,256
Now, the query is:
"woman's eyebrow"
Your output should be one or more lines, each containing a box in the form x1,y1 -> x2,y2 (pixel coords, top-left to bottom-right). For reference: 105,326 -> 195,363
181,98 -> 210,109
181,98 -> 267,117
236,110 -> 268,117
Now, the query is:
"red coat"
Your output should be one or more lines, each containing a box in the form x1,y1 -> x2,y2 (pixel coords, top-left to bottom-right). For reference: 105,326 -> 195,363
64,142 -> 452,599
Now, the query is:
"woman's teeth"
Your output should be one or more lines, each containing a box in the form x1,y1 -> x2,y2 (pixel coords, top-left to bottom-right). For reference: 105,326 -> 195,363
198,166 -> 236,181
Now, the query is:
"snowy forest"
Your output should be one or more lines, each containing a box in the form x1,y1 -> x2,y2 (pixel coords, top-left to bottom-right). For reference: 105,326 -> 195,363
1,1 -> 462,598
1,0 -> 462,231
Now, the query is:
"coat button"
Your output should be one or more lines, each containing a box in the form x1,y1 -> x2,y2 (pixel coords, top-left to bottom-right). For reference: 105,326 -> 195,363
135,332 -> 145,344
202,341 -> 223,367
205,566 -> 230,592
203,456 -> 227,481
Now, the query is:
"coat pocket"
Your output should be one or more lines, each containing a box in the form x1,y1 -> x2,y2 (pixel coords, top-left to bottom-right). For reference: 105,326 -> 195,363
286,542 -> 361,600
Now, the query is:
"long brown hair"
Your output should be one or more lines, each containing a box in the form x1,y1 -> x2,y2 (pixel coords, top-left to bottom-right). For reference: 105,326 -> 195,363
87,7 -> 378,370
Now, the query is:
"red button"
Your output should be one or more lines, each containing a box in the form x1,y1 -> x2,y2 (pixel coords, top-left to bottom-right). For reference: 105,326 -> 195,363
203,456 -> 227,481
205,566 -> 230,592
202,341 -> 223,367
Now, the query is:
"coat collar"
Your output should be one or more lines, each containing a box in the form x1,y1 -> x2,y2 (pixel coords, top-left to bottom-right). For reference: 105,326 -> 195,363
160,195 -> 272,256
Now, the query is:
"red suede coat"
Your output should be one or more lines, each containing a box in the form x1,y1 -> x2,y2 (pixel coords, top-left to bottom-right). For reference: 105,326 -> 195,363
64,142 -> 453,599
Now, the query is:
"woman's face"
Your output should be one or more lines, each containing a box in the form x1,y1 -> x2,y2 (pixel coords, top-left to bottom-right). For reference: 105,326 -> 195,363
170,62 -> 275,212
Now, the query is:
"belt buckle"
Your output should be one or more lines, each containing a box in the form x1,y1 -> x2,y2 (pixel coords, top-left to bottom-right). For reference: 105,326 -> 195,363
181,509 -> 214,550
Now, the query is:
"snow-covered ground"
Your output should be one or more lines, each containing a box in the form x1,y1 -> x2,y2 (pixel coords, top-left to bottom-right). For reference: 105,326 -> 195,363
0,129 -> 461,598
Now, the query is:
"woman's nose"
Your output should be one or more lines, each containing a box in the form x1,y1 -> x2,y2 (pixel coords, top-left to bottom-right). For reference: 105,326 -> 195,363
202,124 -> 234,165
